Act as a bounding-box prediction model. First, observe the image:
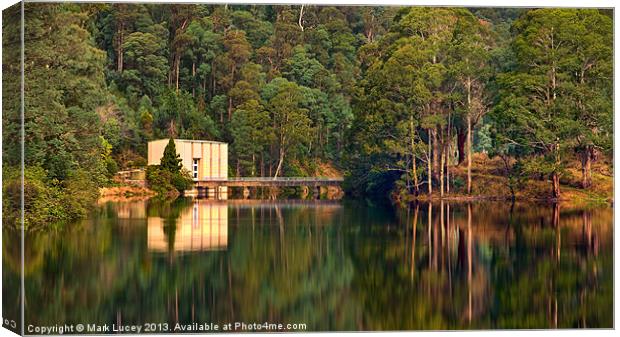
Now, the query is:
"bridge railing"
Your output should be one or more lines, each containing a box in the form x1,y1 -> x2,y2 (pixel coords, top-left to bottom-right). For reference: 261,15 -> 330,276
198,177 -> 344,182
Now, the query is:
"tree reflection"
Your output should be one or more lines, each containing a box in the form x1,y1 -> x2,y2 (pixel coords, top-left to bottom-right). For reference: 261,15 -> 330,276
7,200 -> 612,330
352,201 -> 611,329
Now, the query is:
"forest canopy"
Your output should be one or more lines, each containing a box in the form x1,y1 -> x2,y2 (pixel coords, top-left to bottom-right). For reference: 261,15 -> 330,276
1,4 -> 613,228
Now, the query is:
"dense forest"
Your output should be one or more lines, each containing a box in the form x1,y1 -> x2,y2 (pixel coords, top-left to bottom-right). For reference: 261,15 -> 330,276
2,3 -> 613,229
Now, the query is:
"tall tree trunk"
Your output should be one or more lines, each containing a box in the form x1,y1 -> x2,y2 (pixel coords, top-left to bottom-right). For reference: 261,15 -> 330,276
581,146 -> 593,188
274,148 -> 285,179
175,55 -> 180,92
446,112 -> 451,195
457,128 -> 466,165
116,24 -> 124,72
298,5 -> 305,31
552,141 -> 561,199
432,129 -> 439,180
466,79 -> 472,195
440,146 -> 445,198
410,116 -> 418,195
466,113 -> 472,195
227,66 -> 236,120
210,59 -> 216,98
413,155 -> 419,196
251,153 -> 256,176
192,62 -> 196,97
427,129 -> 433,197
551,172 -> 561,199
500,154 -> 516,202
446,143 -> 450,195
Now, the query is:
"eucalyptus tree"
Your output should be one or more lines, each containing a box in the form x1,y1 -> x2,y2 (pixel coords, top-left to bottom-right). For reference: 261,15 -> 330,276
183,17 -> 222,98
230,100 -> 274,176
449,10 -> 492,194
218,29 -> 252,120
121,30 -> 168,100
569,10 -> 613,188
262,78 -> 313,178
109,4 -> 153,73
168,4 -> 197,91
350,8 -> 461,197
492,9 -> 612,198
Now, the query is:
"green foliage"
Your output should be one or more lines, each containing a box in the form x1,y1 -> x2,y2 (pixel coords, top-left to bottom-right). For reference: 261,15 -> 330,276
20,3 -> 108,182
489,9 -> 612,195
146,139 -> 193,195
230,100 -> 273,175
474,122 -> 493,153
173,169 -> 194,192
145,165 -> 193,196
160,138 -> 182,173
3,4 -> 613,228
121,31 -> 168,99
2,166 -> 100,230
88,4 -> 370,180
145,165 -> 177,195
347,7 -> 490,195
2,3 -> 119,229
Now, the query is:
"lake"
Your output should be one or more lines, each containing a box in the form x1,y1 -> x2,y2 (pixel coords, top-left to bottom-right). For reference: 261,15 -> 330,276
2,199 -> 613,331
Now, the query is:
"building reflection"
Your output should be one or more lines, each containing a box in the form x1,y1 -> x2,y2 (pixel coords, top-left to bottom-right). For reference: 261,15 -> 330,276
148,200 -> 228,252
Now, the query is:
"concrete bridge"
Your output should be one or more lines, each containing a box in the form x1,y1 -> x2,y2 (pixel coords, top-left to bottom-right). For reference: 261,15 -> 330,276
194,177 -> 344,199
195,177 -> 344,188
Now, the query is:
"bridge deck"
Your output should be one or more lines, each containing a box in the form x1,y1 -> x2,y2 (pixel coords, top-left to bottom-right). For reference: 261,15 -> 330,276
195,177 -> 344,188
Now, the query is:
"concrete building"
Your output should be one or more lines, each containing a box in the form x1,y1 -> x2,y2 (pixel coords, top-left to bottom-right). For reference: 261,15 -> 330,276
147,139 -> 228,181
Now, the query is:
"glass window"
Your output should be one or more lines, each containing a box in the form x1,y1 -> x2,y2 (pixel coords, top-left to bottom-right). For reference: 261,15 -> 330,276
192,159 -> 199,179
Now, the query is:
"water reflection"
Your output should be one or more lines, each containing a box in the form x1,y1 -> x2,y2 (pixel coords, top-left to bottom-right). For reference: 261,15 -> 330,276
147,201 -> 228,252
1,200 -> 612,330
394,202 -> 611,329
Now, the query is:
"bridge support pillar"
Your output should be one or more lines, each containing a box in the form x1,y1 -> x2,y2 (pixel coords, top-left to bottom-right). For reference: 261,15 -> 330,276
315,186 -> 321,199
242,187 -> 250,199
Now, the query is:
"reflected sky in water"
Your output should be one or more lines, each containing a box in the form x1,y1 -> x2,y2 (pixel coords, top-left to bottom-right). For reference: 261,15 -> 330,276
2,199 -> 613,330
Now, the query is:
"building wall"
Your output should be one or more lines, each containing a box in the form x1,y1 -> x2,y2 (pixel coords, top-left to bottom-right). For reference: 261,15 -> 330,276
147,139 -> 228,180
147,139 -> 170,166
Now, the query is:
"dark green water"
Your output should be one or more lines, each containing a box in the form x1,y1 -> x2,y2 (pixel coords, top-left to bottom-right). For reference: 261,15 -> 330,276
2,199 -> 613,331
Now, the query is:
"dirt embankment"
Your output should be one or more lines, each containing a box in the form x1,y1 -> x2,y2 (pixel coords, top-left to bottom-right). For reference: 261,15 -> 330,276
315,162 -> 345,199
98,185 -> 156,203
406,153 -> 612,205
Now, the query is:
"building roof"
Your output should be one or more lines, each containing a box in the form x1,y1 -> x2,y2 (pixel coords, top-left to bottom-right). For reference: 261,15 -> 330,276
149,138 -> 227,145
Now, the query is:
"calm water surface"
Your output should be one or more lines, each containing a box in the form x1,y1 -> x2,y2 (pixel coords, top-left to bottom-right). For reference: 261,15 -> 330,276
3,199 -> 613,330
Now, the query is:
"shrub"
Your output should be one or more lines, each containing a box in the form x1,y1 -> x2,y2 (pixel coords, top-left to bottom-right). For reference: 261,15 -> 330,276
452,177 -> 465,190
146,165 -> 193,196
2,166 -> 100,230
146,165 -> 175,195
172,168 -> 194,191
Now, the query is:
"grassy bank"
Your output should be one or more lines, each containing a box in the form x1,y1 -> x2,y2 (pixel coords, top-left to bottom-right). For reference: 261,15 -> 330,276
404,154 -> 612,206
